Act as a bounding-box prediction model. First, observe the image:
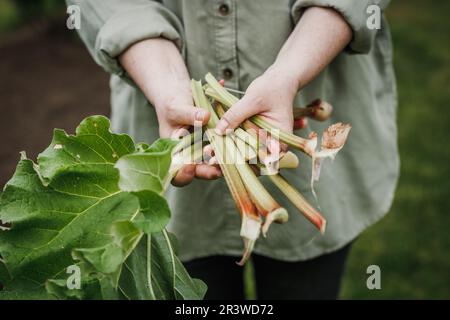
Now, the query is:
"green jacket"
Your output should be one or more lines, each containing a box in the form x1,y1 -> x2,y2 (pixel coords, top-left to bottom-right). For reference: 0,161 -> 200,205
69,0 -> 398,261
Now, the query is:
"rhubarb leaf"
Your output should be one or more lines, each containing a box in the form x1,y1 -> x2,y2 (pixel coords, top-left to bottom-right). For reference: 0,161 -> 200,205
38,116 -> 135,181
118,231 -> 207,300
114,138 -> 179,194
0,115 -> 206,300
0,157 -> 137,296
131,190 -> 171,234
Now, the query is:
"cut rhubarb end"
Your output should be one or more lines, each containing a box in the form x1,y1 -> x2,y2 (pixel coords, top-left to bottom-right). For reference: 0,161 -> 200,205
251,116 -> 318,157
320,122 -> 351,151
260,152 -> 280,176
311,100 -> 333,122
279,151 -> 299,169
240,213 -> 262,240
312,123 -> 352,183
293,99 -> 333,122
237,215 -> 261,266
237,238 -> 255,266
268,174 -> 326,234
320,219 -> 327,235
293,117 -> 308,130
261,207 -> 288,237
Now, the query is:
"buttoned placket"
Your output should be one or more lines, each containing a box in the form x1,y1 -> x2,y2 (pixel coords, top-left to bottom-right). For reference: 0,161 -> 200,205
213,0 -> 239,90
211,0 -> 241,217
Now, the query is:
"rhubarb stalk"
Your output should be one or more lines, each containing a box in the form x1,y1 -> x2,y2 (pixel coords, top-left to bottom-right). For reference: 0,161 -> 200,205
268,173 -> 326,234
204,73 -> 318,156
191,80 -> 261,265
215,103 -> 280,174
193,79 -> 288,236
293,99 -> 333,122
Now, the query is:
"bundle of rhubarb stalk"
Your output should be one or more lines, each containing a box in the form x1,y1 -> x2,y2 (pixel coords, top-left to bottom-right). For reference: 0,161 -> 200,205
172,73 -> 351,265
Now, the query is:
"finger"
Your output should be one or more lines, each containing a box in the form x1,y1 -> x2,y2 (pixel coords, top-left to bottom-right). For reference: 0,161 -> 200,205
171,164 -> 196,187
195,164 -> 222,180
171,126 -> 191,139
215,97 -> 259,135
167,105 -> 210,127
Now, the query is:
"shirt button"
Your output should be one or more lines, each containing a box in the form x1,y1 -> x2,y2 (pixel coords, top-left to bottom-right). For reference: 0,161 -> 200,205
219,4 -> 230,16
222,68 -> 233,80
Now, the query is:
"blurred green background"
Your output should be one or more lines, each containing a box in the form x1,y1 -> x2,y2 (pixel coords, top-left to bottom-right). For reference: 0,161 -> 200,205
0,0 -> 449,299
341,0 -> 450,299
0,0 -> 63,31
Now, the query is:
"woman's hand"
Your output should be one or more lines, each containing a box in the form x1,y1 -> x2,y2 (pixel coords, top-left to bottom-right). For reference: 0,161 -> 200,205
120,38 -> 222,186
215,65 -> 298,152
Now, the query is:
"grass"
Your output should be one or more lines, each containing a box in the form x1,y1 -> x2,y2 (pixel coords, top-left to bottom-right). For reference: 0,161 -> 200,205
340,0 -> 450,299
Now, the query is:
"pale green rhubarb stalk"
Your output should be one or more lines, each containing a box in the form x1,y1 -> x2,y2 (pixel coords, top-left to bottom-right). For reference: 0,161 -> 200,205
268,173 -> 326,234
172,131 -> 202,155
233,131 -> 258,163
215,102 -> 299,172
215,103 -> 281,175
216,103 -> 300,183
225,131 -> 288,236
204,73 -> 317,156
193,79 -> 288,237
214,102 -> 324,233
217,101 -> 298,171
164,142 -> 204,191
191,80 -> 261,265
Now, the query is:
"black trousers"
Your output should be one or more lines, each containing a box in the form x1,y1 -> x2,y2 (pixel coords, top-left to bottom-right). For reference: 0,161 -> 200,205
184,243 -> 352,300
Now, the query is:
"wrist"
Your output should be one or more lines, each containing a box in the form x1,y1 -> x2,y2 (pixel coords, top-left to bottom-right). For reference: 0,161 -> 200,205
151,81 -> 192,111
263,63 -> 301,99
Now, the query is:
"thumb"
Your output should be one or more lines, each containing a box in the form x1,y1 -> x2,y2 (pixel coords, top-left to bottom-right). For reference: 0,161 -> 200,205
168,105 -> 210,127
215,99 -> 258,135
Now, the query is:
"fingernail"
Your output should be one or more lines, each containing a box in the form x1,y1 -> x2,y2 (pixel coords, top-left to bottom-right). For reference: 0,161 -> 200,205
215,119 -> 228,135
195,109 -> 207,122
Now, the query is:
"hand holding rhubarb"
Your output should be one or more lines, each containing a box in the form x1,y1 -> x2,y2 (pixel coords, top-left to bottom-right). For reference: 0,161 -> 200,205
215,65 -> 296,155
119,38 -> 221,186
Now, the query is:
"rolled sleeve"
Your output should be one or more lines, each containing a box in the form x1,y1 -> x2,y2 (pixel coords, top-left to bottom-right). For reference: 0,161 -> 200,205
67,0 -> 184,77
291,0 -> 390,54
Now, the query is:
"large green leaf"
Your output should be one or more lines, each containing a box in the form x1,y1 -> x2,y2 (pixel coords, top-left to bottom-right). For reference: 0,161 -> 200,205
118,231 -> 207,300
0,158 -> 137,293
114,139 -> 179,194
0,115 -> 206,300
38,116 -> 136,180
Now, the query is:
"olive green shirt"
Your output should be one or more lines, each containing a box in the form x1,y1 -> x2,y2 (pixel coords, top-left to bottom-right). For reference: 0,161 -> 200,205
69,0 -> 398,261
